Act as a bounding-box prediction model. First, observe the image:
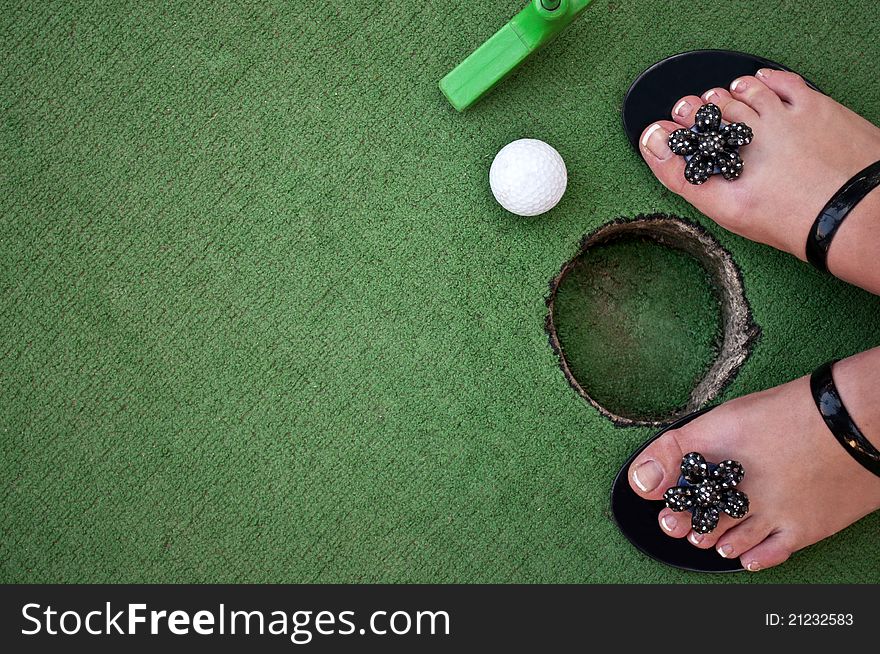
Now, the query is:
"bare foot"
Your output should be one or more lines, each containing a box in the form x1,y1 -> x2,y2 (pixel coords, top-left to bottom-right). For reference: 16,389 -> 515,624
639,69 -> 880,294
628,347 -> 880,571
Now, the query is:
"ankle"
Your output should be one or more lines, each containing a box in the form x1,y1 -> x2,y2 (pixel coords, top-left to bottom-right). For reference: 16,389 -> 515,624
826,186 -> 880,294
832,348 -> 880,451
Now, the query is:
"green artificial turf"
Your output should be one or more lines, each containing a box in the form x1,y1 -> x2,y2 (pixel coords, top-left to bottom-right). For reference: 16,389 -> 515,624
2,0 -> 880,584
552,237 -> 721,421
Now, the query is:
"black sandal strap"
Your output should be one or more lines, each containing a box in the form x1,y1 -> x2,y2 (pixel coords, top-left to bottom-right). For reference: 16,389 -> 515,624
806,160 -> 880,271
810,360 -> 880,478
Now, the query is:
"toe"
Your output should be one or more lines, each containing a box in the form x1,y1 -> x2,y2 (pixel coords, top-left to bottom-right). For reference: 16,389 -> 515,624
687,529 -> 716,549
671,95 -> 704,127
755,68 -> 814,105
638,118 -> 741,212
714,517 -> 773,560
699,86 -> 757,124
739,532 -> 794,572
638,121 -> 689,196
687,529 -> 709,548
706,90 -> 758,124
730,75 -> 784,115
628,422 -> 686,500
659,508 -> 692,538
701,87 -> 732,106
685,514 -> 735,550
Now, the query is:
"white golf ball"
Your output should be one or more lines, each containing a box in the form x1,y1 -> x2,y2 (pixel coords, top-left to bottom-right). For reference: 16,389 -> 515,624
489,138 -> 567,217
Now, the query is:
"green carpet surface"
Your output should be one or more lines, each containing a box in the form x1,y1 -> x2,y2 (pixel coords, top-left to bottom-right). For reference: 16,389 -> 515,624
3,0 -> 880,583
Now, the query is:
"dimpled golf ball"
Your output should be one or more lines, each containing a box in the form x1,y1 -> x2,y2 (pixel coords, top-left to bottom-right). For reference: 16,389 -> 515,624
489,139 -> 567,217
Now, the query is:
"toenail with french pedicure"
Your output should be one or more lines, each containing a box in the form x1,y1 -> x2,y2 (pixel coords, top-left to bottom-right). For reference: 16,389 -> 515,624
641,124 -> 671,160
633,459 -> 663,492
688,532 -> 703,545
661,515 -> 677,531
673,99 -> 692,117
756,68 -> 770,78
731,78 -> 748,92
717,544 -> 734,558
702,90 -> 717,102
746,561 -> 762,572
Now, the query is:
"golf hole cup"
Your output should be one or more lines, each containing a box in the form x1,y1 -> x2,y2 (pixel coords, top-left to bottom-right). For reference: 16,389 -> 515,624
489,139 -> 567,217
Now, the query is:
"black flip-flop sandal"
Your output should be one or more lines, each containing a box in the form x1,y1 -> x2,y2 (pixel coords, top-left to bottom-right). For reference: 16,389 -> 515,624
621,49 -> 821,150
612,361 -> 880,572
610,408 -> 744,573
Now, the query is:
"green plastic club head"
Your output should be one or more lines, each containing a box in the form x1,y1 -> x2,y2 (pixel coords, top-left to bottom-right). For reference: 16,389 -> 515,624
439,0 -> 593,111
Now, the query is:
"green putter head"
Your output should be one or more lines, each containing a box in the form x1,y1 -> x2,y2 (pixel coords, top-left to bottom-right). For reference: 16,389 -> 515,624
440,0 -> 592,111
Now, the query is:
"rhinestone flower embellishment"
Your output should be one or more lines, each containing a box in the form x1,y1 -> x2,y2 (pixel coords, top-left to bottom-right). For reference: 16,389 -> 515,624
667,104 -> 753,185
663,452 -> 750,534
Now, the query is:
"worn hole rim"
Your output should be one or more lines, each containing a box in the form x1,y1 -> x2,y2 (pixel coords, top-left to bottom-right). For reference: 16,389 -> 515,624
545,214 -> 761,427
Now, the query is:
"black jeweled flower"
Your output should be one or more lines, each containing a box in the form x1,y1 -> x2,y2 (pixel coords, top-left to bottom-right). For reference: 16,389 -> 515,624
667,104 -> 753,185
663,452 -> 749,534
